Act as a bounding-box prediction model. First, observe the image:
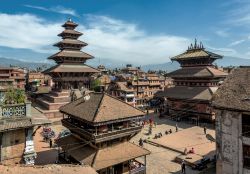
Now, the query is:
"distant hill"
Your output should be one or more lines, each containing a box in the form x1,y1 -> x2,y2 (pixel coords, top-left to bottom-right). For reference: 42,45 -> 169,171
0,56 -> 249,72
88,58 -> 130,69
141,61 -> 179,72
215,56 -> 250,67
141,56 -> 250,72
0,57 -> 51,70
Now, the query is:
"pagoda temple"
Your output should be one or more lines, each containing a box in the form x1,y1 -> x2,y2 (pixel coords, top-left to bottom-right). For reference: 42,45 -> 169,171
43,18 -> 99,90
36,19 -> 99,118
57,92 -> 150,174
162,40 -> 227,122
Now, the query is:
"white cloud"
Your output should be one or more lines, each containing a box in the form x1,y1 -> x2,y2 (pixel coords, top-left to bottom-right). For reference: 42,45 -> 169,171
24,5 -> 78,17
0,13 -> 61,53
215,29 -> 229,37
207,45 -> 250,58
228,39 -> 245,46
80,15 -> 191,64
0,13 -> 191,64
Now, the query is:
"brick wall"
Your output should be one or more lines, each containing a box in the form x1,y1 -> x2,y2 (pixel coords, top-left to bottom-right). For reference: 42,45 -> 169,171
1,129 -> 26,161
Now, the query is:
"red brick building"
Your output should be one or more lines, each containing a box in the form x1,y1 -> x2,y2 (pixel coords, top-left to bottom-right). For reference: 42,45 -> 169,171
0,67 -> 25,90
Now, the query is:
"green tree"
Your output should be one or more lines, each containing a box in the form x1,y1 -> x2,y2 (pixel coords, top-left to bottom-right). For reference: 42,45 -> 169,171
90,79 -> 102,92
4,88 -> 26,104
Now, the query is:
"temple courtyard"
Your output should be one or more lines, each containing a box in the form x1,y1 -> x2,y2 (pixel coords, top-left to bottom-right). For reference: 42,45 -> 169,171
131,113 -> 215,174
30,112 -> 215,174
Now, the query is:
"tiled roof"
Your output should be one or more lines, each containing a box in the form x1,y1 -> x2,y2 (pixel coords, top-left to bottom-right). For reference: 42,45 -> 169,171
168,66 -> 227,78
62,20 -> 78,27
58,29 -> 82,36
116,82 -> 134,92
54,39 -> 87,46
1,165 -> 97,174
57,135 -> 150,171
0,118 -> 33,132
161,86 -> 218,101
56,134 -> 85,151
171,49 -> 222,60
212,67 -> 250,112
60,92 -> 145,123
43,64 -> 99,73
93,142 -> 150,170
48,50 -> 93,59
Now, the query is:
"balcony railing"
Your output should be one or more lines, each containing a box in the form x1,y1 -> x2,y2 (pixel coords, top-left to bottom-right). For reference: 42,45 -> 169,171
62,119 -> 142,143
0,103 -> 30,117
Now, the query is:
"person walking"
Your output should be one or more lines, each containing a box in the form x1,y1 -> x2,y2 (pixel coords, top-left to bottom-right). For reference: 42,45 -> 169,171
181,160 -> 186,174
204,126 -> 207,135
139,138 -> 143,147
175,123 -> 178,132
49,139 -> 53,148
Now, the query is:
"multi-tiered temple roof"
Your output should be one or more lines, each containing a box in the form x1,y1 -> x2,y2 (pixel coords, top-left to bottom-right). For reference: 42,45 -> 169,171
163,40 -> 227,101
47,19 -> 94,64
43,19 -> 99,90
171,39 -> 222,67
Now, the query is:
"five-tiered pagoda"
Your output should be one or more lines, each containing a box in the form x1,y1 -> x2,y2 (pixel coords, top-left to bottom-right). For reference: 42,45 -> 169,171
163,40 -> 227,122
36,19 -> 99,119
44,18 -> 99,90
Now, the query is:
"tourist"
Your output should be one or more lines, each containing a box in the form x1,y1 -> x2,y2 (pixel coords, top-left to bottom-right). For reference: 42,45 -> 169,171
169,129 -> 172,134
139,138 -> 143,147
49,139 -> 53,148
184,148 -> 188,155
175,123 -> 178,132
154,122 -> 157,128
165,130 -> 169,135
189,147 -> 195,154
181,160 -> 186,173
148,126 -> 152,135
204,126 -> 207,135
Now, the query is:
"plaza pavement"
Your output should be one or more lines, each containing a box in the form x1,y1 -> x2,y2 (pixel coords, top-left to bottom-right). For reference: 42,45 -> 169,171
130,113 -> 215,174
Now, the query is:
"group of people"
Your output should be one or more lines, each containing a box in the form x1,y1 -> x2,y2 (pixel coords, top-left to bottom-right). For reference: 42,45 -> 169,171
154,132 -> 163,139
183,147 -> 195,155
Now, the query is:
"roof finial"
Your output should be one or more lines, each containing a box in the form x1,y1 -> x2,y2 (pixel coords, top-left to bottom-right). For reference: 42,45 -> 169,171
190,43 -> 193,49
68,17 -> 72,22
194,38 -> 197,49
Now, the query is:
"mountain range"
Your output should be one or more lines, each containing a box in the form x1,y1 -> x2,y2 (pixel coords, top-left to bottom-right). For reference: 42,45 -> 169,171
0,56 -> 249,72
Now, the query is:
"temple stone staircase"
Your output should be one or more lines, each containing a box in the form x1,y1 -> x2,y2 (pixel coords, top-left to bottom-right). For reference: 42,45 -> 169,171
35,90 -> 71,119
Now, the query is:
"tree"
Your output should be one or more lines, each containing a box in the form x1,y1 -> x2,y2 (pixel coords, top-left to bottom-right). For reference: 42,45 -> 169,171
90,79 -> 102,92
4,88 -> 26,104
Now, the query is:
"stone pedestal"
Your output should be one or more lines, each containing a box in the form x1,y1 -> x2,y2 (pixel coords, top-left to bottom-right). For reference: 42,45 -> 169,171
23,128 -> 36,165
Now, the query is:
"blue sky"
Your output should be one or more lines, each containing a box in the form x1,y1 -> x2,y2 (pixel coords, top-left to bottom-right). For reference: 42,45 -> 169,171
0,0 -> 250,65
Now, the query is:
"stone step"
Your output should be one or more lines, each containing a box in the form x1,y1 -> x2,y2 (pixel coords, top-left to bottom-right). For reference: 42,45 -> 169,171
43,94 -> 71,103
49,90 -> 70,97
36,98 -> 68,110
